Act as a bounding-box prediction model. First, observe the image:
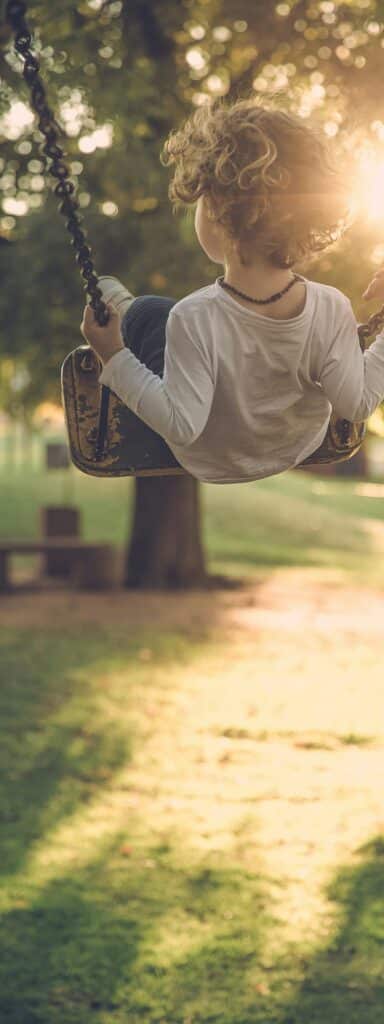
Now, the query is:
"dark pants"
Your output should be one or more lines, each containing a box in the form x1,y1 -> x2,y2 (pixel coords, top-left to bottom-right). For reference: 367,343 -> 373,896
121,295 -> 176,377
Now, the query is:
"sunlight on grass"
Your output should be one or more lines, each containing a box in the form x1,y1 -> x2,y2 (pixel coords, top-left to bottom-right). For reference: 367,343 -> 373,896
2,607 -> 384,1021
2,466 -> 384,1021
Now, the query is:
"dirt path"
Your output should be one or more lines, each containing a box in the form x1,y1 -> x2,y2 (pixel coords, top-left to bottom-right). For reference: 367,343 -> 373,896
2,567 -> 384,947
1,564 -> 384,635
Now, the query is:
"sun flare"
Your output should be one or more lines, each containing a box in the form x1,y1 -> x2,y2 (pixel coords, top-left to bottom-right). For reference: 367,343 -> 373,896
353,149 -> 384,224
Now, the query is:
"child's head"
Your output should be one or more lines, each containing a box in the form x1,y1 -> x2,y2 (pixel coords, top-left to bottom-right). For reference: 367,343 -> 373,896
161,96 -> 351,269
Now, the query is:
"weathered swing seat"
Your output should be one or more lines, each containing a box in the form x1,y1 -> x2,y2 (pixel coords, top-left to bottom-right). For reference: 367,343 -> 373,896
61,346 -> 183,477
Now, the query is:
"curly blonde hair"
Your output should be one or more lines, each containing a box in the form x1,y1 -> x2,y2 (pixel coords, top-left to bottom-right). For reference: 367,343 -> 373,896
160,96 -> 352,268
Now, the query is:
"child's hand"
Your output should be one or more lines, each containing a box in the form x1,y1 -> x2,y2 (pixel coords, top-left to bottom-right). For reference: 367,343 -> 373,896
362,270 -> 384,302
80,302 -> 125,365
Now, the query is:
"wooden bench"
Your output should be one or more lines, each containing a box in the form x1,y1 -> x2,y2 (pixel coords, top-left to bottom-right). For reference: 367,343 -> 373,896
0,538 -> 117,591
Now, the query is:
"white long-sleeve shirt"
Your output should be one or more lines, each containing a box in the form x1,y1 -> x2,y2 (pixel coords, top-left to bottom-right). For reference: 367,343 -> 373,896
99,276 -> 384,484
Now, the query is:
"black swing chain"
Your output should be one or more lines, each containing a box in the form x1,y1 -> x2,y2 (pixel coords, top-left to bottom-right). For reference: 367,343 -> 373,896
5,0 -> 110,328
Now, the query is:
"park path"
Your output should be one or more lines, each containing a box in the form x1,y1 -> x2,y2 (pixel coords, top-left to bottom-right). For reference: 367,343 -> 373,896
2,567 -> 384,948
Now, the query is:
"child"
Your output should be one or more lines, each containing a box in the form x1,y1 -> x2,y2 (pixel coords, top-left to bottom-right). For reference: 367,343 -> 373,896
81,97 -> 384,483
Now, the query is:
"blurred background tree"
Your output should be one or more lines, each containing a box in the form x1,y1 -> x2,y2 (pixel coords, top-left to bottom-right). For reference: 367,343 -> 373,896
1,0 -> 384,584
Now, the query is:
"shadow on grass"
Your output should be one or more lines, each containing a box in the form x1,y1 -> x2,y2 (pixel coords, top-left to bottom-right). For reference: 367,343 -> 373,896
2,830 -> 384,1024
0,625 -> 275,1023
0,630 -> 132,878
0,833 -> 272,1024
2,625 -> 384,1023
277,835 -> 384,1024
0,623 -> 218,882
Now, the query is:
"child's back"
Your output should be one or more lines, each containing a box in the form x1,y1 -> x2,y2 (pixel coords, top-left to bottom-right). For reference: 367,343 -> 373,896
153,276 -> 378,483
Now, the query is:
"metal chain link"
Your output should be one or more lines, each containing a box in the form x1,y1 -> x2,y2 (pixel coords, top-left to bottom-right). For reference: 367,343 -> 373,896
5,0 -> 110,327
358,308 -> 384,344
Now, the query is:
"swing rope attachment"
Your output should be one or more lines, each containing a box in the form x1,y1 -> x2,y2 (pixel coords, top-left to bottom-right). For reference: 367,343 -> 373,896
5,0 -> 110,329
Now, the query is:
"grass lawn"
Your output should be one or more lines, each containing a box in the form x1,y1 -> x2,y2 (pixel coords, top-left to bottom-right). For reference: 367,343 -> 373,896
1,465 -> 384,1022
2,460 -> 384,583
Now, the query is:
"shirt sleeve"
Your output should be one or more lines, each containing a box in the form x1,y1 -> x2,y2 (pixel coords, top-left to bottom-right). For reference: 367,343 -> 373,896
98,309 -> 215,446
319,296 -> 384,421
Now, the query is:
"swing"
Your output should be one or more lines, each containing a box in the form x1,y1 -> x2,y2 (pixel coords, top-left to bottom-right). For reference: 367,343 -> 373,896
4,1 -> 383,478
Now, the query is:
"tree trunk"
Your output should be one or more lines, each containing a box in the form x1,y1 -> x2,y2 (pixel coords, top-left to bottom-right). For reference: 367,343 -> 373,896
125,475 -> 209,589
